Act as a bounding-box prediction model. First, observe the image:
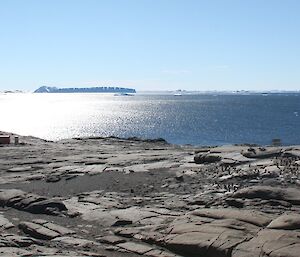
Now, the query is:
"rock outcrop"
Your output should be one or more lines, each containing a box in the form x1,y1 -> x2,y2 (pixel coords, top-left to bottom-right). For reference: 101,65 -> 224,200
0,189 -> 67,215
0,133 -> 299,256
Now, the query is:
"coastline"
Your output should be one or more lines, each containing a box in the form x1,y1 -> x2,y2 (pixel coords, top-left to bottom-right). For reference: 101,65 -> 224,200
0,131 -> 300,257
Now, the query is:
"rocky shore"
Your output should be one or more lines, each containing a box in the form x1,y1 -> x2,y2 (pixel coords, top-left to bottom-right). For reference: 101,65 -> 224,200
0,131 -> 300,257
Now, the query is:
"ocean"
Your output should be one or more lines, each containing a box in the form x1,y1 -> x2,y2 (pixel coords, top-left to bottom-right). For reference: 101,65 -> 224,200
1,93 -> 300,146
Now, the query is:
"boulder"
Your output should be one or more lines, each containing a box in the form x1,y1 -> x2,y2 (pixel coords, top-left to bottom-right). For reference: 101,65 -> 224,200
267,213 -> 300,230
194,153 -> 221,164
24,199 -> 67,214
232,186 -> 300,205
0,189 -> 67,215
14,194 -> 46,209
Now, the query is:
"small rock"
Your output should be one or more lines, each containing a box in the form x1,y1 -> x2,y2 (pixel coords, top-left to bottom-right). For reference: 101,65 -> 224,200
117,242 -> 154,255
175,173 -> 184,182
112,219 -> 133,227
46,175 -> 61,183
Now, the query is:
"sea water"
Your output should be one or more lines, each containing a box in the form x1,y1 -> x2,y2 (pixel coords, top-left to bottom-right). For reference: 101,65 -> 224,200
1,93 -> 300,146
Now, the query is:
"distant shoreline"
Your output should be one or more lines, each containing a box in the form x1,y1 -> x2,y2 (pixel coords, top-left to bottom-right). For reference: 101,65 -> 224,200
34,86 -> 136,94
1,89 -> 300,95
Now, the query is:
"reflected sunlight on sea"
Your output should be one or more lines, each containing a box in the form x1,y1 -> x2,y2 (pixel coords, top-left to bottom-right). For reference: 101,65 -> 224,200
1,93 -> 300,145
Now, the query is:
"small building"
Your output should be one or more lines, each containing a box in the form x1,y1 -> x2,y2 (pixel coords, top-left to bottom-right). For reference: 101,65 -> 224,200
0,135 -> 10,144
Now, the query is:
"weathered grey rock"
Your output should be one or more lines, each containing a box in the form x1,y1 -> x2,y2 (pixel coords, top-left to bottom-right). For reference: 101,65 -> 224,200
117,242 -> 154,255
146,249 -> 182,257
0,215 -> 14,230
96,235 -> 126,245
267,213 -> 300,230
282,150 -> 300,158
0,247 -> 32,257
14,194 -> 46,209
39,222 -> 75,235
1,134 -> 300,256
24,199 -> 67,214
0,189 -> 68,215
2,234 -> 38,247
175,173 -> 184,182
241,148 -> 282,159
164,220 -> 253,257
19,222 -> 60,240
233,186 -> 300,204
114,227 -> 143,238
7,166 -> 33,172
0,236 -> 18,248
19,221 -> 74,240
46,175 -> 62,183
82,206 -> 169,227
140,214 -> 264,257
191,208 -> 272,227
0,189 -> 25,206
232,229 -> 300,257
52,236 -> 97,247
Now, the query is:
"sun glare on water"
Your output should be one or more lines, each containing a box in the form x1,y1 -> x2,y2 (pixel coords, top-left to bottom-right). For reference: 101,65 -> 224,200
0,93 -> 108,140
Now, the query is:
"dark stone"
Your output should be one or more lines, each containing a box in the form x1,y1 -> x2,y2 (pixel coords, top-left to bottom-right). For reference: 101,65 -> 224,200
112,219 -> 133,227
194,153 -> 222,164
225,198 -> 244,208
24,199 -> 67,214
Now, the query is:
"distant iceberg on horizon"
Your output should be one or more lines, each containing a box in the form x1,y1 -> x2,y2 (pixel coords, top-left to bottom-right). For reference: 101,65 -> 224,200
34,86 -> 136,94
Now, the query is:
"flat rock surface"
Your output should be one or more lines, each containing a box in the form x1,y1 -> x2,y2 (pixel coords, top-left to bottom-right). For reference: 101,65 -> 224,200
0,131 -> 300,256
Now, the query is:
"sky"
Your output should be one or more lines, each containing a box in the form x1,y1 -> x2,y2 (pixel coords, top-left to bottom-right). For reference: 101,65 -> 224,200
1,0 -> 300,92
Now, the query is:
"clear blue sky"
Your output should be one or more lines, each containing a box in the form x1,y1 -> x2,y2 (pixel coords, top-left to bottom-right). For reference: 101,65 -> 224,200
1,0 -> 300,91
